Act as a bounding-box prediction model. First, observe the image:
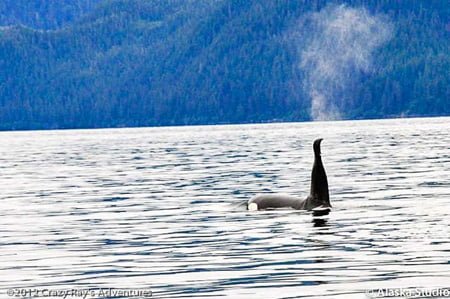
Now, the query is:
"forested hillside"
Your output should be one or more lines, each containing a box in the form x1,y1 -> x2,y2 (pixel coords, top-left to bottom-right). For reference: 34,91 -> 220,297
0,0 -> 101,29
0,0 -> 448,130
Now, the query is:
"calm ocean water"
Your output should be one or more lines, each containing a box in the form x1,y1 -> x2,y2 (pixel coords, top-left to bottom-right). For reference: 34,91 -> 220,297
0,117 -> 449,298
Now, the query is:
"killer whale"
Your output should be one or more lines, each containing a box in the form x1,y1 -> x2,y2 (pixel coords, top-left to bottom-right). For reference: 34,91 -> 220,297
248,138 -> 331,214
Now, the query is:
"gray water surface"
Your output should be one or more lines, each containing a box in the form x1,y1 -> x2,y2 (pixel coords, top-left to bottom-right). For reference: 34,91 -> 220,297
1,117 -> 449,298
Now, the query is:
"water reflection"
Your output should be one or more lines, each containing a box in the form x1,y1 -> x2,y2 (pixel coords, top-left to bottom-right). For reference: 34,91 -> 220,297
312,218 -> 328,227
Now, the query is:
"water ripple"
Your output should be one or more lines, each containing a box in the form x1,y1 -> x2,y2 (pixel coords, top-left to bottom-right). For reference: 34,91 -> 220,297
0,117 -> 449,298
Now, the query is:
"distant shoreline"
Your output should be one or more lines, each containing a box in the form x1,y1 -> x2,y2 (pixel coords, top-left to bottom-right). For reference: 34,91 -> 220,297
1,114 -> 449,133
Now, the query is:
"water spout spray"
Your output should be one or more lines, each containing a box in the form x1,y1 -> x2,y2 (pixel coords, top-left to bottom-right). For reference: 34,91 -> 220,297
300,4 -> 392,121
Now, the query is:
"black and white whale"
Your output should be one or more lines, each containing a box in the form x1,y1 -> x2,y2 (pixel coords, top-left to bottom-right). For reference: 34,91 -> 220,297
248,138 -> 331,215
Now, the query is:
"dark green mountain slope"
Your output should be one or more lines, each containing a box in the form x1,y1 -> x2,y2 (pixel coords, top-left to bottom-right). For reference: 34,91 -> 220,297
0,0 -> 101,29
0,0 -> 448,130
